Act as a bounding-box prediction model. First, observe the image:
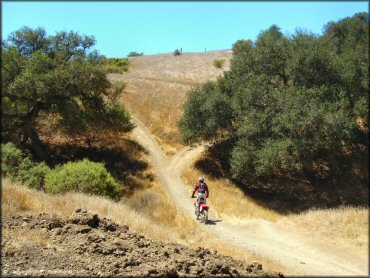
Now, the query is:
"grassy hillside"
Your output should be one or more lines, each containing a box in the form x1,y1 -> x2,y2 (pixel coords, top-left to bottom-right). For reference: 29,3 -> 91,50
2,179 -> 289,274
109,51 -> 232,155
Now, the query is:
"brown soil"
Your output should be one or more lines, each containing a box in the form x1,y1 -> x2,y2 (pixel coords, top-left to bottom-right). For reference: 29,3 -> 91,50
1,209 -> 281,277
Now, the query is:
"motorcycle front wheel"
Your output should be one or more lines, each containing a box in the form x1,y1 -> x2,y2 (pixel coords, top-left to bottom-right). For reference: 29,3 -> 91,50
195,207 -> 200,220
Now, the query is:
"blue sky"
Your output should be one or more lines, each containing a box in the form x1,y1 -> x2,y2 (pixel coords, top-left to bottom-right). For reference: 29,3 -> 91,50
2,1 -> 368,57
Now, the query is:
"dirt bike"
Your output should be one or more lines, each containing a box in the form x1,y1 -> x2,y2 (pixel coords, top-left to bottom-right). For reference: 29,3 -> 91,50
193,198 -> 209,224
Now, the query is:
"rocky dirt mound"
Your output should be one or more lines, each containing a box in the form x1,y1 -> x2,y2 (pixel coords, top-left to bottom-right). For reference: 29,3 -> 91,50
2,209 -> 283,277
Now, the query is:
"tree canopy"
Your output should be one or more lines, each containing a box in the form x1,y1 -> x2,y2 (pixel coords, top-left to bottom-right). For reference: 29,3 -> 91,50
178,13 -> 368,185
2,26 -> 134,165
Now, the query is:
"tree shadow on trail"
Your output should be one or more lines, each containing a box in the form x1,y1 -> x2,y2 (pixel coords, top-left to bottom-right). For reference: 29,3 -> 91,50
195,144 -> 368,215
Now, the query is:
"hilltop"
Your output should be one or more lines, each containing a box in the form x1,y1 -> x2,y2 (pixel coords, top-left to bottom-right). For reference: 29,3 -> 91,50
109,50 -> 232,154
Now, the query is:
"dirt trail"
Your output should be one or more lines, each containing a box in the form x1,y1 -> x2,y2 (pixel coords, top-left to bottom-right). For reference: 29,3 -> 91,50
132,117 -> 368,276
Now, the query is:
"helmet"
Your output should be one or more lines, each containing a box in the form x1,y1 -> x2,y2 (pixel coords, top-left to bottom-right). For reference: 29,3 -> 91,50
199,176 -> 205,183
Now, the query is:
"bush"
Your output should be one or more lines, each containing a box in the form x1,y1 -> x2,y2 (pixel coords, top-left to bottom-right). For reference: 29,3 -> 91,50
1,142 -> 24,178
44,159 -> 122,199
127,51 -> 143,57
213,59 -> 225,69
17,159 -> 51,190
173,49 -> 181,56
1,142 -> 50,189
101,58 -> 129,73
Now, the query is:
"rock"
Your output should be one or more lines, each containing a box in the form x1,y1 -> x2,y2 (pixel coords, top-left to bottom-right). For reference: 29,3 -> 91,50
220,265 -> 230,274
101,218 -> 118,231
75,226 -> 92,234
148,268 -> 158,275
251,261 -> 263,270
52,228 -> 62,236
163,268 -> 179,278
190,266 -> 203,275
69,211 -> 100,228
47,218 -> 64,230
163,251 -> 170,258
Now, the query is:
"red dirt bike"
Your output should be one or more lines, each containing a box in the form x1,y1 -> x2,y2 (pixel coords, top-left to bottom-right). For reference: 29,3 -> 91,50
193,196 -> 209,224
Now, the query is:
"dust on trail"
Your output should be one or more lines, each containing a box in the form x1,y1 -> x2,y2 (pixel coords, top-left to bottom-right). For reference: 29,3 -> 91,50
132,116 -> 369,276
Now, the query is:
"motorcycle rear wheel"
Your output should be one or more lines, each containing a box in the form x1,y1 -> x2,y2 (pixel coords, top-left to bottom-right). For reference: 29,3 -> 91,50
199,210 -> 208,224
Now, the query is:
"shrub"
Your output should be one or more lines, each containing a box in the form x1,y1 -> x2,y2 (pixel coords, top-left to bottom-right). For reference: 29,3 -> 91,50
44,158 -> 122,199
173,49 -> 181,56
127,51 -> 143,57
101,58 -> 129,73
213,59 -> 225,69
1,142 -> 24,178
1,142 -> 50,189
18,160 -> 51,190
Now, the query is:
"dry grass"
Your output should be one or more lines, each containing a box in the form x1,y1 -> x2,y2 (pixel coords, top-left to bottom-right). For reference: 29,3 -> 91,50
281,206 -> 369,257
181,155 -> 368,262
2,179 -> 287,274
2,178 -> 192,243
109,51 -> 232,155
4,229 -> 51,249
181,154 -> 282,223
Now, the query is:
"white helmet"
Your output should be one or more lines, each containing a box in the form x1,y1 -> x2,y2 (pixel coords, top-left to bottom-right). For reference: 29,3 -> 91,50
199,176 -> 205,183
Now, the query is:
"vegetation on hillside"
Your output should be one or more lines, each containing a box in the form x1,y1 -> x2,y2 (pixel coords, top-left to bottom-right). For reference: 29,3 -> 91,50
44,158 -> 122,198
127,51 -> 144,57
173,49 -> 181,56
100,57 -> 129,73
2,142 -> 50,190
1,26 -> 134,165
179,13 -> 368,203
1,143 -> 122,199
213,58 -> 226,69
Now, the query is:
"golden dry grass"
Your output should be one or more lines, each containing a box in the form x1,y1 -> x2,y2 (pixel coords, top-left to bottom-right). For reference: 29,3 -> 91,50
2,179 -> 288,274
181,153 -> 282,223
108,51 -> 232,155
4,229 -> 51,249
281,206 -> 369,257
2,178 -> 192,243
182,154 -> 368,261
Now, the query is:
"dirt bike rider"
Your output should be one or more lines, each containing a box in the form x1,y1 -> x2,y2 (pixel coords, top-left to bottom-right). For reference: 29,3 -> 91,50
191,176 -> 209,212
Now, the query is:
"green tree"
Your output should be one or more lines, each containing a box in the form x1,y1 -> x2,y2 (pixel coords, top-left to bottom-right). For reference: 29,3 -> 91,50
179,13 -> 368,186
2,26 -> 134,165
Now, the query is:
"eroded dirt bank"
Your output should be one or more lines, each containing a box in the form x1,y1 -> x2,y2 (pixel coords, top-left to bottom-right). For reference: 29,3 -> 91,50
1,209 -> 282,277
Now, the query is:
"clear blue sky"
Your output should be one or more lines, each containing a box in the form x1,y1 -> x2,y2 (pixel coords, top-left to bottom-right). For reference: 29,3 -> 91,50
2,1 -> 368,57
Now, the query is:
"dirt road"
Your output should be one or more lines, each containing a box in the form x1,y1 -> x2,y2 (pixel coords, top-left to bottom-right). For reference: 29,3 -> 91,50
132,117 -> 368,276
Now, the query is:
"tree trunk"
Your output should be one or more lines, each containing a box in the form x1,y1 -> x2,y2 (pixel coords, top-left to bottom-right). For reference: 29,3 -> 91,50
23,124 -> 53,166
302,154 -> 317,190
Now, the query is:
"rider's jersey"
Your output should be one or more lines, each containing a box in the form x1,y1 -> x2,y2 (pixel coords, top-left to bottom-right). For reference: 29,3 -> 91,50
193,182 -> 209,197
